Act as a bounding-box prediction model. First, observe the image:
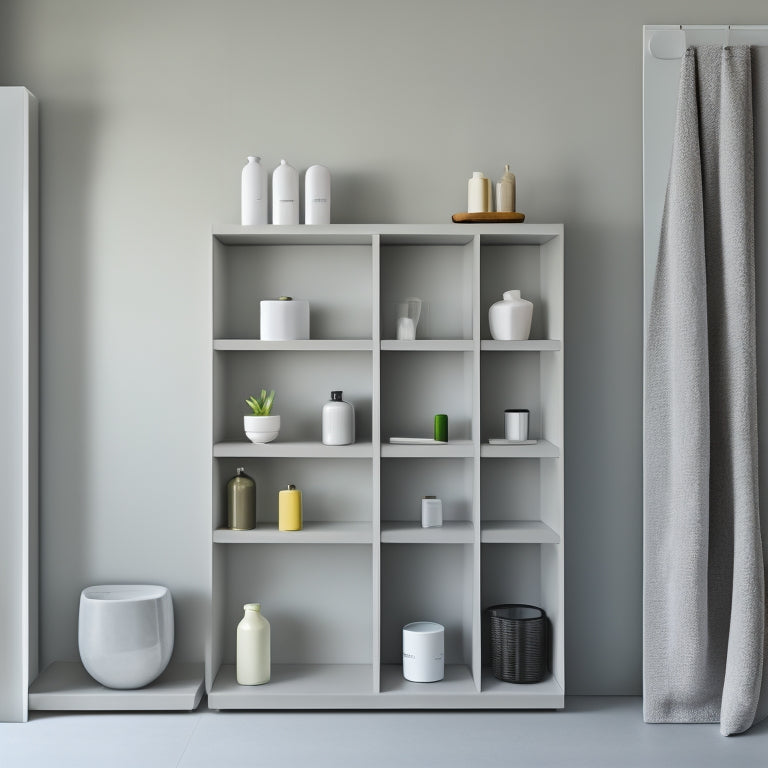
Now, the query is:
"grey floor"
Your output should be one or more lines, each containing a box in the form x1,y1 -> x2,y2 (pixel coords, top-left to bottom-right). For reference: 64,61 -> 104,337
2,698 -> 768,767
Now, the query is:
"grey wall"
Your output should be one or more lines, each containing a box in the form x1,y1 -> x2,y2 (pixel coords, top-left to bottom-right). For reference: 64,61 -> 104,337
4,0 -> 768,695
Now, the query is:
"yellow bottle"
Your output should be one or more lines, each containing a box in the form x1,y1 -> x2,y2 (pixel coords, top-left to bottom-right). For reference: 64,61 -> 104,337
279,484 -> 302,531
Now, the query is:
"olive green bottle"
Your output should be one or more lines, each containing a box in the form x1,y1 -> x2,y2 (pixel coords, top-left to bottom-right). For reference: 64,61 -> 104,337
227,467 -> 256,530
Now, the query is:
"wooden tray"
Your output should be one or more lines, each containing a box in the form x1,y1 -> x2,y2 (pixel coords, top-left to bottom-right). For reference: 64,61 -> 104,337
452,212 -> 525,223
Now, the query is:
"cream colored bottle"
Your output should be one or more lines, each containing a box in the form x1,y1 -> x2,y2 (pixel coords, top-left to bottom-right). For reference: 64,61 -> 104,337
236,603 -> 270,685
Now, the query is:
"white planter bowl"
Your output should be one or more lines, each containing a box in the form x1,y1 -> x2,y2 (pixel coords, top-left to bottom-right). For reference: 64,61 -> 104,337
78,585 -> 174,689
244,414 -> 280,443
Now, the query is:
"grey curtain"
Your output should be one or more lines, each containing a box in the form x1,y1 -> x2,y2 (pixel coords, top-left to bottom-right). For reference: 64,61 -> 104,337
644,45 -> 766,736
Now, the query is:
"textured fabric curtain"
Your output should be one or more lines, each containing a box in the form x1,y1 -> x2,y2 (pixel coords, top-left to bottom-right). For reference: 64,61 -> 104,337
644,45 -> 766,736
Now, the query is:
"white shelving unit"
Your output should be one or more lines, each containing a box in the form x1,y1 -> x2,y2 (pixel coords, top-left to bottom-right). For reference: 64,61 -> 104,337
208,223 -> 564,709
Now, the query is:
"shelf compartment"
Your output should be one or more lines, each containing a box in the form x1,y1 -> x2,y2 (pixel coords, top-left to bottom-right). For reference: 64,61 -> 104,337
480,440 -> 559,458
481,340 -> 561,352
214,521 -> 372,544
381,350 -> 473,441
214,350 -> 373,443
381,440 -> 473,458
28,662 -> 204,711
480,521 -> 559,544
217,545 -> 372,671
213,237 -> 372,339
208,663 -> 374,709
380,544 -> 473,669
381,456 -> 472,527
214,339 -> 374,351
381,340 -> 473,352
480,670 -> 564,707
380,240 -> 473,340
214,441 -> 373,458
381,521 -> 474,544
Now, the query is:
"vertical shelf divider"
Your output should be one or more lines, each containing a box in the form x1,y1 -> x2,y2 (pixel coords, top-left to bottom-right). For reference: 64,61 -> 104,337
471,234 -> 482,691
371,234 -> 381,693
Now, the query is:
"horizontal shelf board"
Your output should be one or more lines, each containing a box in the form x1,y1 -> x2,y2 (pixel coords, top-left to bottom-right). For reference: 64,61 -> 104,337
480,670 -> 564,707
214,441 -> 373,458
381,521 -> 474,544
214,339 -> 373,351
381,340 -> 473,351
379,664 -> 476,697
209,663 -> 374,709
481,340 -> 561,352
213,225 -> 373,246
214,521 -> 372,544
480,440 -> 560,459
480,521 -> 560,544
213,224 -> 562,247
28,661 -> 205,711
381,440 -> 474,458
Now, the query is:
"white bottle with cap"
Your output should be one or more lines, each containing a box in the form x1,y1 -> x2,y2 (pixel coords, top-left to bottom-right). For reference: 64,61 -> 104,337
322,391 -> 355,445
241,156 -> 267,226
305,164 -> 331,224
272,159 -> 299,225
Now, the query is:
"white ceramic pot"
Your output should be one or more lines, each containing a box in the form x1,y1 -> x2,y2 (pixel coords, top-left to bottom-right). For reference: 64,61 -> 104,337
489,290 -> 533,341
78,585 -> 174,689
244,414 -> 280,443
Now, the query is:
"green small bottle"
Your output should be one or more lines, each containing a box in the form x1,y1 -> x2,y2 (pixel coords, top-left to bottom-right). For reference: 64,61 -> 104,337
227,468 -> 256,530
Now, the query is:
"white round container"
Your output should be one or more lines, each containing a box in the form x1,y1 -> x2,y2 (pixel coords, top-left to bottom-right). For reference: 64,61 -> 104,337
260,297 -> 309,340
322,391 -> 355,445
421,496 -> 443,528
402,621 -> 444,682
505,409 -> 529,441
78,585 -> 174,689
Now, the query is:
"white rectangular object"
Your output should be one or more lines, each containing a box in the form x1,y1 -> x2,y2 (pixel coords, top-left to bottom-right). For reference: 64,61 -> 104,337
0,87 -> 37,724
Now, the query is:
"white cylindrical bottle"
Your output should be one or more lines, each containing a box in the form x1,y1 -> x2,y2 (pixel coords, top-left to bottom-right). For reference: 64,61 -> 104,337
241,156 -> 268,226
272,159 -> 299,225
236,603 -> 270,685
305,164 -> 331,225
468,171 -> 489,212
322,390 -> 355,445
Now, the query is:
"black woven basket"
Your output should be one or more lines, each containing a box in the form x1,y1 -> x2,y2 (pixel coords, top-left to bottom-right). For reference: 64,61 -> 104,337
486,604 -> 548,684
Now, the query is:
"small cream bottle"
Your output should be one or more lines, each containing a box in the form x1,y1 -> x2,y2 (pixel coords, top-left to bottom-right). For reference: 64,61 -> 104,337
496,164 -> 516,212
272,159 -> 299,225
236,603 -> 270,685
305,164 -> 331,224
468,171 -> 490,212
241,156 -> 268,225
322,391 -> 355,445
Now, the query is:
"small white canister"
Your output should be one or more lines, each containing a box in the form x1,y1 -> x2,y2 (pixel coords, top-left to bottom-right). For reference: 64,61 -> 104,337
402,621 -> 444,682
260,296 -> 309,340
505,409 -> 530,441
421,496 -> 443,528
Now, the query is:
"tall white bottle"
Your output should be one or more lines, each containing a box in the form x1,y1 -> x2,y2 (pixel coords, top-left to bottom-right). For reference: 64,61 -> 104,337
272,159 -> 299,225
305,164 -> 331,224
236,603 -> 270,685
241,156 -> 267,226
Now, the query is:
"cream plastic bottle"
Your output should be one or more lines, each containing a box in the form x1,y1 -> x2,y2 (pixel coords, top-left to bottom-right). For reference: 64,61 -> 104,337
241,156 -> 268,225
305,164 -> 331,224
468,171 -> 490,212
236,603 -> 270,685
272,159 -> 299,225
496,164 -> 516,212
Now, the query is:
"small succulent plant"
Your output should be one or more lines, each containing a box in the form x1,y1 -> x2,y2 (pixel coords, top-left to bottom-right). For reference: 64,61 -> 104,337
246,389 -> 275,416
